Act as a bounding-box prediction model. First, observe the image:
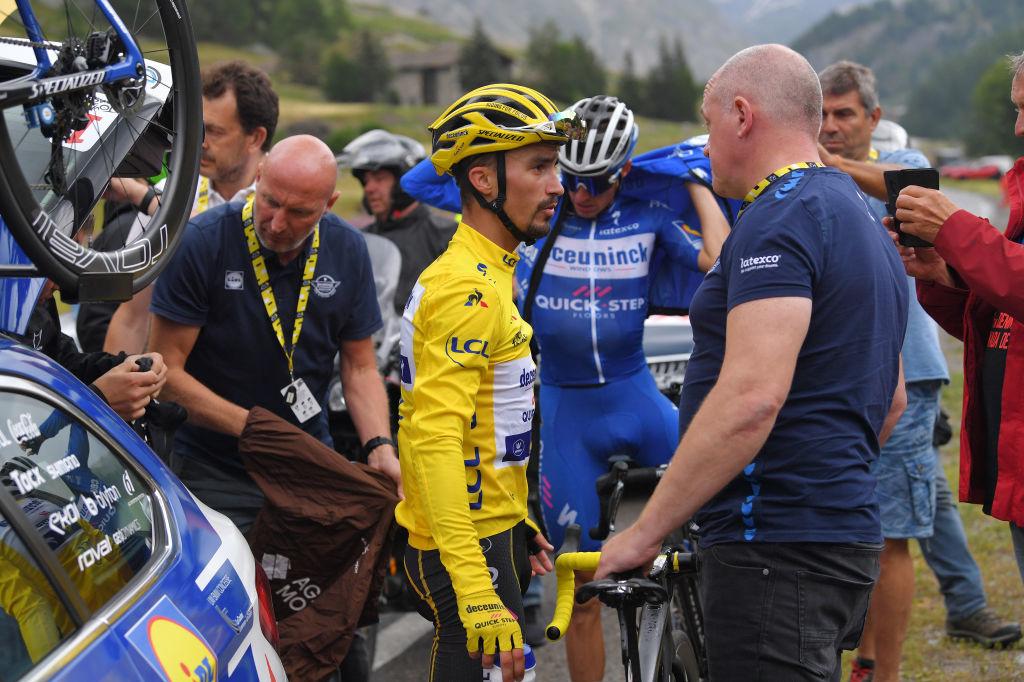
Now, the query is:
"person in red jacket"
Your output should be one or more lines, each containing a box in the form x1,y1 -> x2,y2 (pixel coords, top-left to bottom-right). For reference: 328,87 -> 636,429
895,49 -> 1024,587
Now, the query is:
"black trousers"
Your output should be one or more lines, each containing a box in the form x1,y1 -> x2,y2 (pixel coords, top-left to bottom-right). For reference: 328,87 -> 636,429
698,541 -> 882,681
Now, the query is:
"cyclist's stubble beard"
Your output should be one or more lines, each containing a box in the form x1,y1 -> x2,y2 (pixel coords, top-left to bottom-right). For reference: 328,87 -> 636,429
524,198 -> 558,240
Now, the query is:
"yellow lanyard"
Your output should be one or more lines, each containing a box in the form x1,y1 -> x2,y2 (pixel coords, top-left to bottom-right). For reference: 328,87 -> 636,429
868,148 -> 879,162
241,194 -> 320,379
196,175 -> 210,213
740,162 -> 823,215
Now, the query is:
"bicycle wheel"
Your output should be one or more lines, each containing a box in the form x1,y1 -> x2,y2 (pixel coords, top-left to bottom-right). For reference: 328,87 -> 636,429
669,577 -> 706,681
0,0 -> 200,301
669,628 -> 701,682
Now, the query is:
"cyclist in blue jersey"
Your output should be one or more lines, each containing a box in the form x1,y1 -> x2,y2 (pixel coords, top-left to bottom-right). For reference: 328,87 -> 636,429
516,95 -> 730,682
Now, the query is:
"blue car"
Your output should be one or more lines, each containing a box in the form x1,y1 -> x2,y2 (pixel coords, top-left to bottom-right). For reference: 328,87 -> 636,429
0,39 -> 286,681
0,336 -> 287,681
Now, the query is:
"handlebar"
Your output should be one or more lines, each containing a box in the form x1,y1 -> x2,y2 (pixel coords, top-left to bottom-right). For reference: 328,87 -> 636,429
545,547 -> 699,643
590,462 -> 666,541
545,551 -> 600,642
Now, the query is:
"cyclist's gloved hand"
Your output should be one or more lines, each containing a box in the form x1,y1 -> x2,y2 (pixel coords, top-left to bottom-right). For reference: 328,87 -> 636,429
523,516 -> 543,555
458,589 -> 522,660
521,517 -> 555,576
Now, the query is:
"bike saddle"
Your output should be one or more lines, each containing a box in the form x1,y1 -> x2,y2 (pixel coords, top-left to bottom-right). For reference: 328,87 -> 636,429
576,577 -> 668,608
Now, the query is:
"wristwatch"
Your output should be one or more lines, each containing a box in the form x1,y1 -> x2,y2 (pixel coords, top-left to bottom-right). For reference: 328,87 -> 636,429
361,436 -> 396,459
136,184 -> 162,215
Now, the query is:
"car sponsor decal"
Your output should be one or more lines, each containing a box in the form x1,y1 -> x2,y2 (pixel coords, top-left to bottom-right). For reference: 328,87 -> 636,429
203,564 -> 254,634
126,595 -> 217,681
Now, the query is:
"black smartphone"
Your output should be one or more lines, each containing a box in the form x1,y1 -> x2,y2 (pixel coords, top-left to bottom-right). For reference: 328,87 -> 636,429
883,168 -> 939,247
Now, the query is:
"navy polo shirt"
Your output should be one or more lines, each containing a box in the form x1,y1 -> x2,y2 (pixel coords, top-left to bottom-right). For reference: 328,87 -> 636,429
680,166 -> 908,547
152,201 -> 382,472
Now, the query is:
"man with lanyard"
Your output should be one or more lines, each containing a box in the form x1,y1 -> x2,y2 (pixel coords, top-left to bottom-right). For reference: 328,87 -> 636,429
597,45 -> 909,681
512,94 -> 730,681
397,83 -> 585,682
148,135 -> 401,532
97,61 -> 279,354
816,61 -> 1021,682
338,129 -> 457,315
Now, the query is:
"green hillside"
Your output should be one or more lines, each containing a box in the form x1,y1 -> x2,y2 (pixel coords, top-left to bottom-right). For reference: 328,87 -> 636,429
793,0 -> 1024,109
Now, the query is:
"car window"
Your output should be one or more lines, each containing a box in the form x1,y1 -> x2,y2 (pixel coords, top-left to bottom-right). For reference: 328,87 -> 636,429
0,502 -> 78,678
0,390 -> 156,617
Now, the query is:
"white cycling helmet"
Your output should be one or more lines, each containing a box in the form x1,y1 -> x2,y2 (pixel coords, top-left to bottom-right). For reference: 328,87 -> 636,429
559,95 -> 639,180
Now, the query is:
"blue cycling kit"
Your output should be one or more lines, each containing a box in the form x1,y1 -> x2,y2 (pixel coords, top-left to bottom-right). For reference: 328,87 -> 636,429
518,196 -> 706,550
539,370 -> 679,552
516,196 -> 701,386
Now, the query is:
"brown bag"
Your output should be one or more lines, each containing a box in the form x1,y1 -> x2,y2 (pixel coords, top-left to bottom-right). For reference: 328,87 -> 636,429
238,407 -> 398,681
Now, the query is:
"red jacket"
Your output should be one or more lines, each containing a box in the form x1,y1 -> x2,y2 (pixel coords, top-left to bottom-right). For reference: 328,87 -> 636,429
917,157 -> 1024,525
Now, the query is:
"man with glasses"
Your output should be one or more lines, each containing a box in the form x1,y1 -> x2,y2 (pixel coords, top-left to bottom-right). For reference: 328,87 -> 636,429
514,94 -> 730,682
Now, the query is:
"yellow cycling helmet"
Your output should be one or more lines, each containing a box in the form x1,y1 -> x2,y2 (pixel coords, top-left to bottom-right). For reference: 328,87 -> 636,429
428,83 -> 586,176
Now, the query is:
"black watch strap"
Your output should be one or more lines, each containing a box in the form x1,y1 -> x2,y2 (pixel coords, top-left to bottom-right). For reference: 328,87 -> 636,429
136,185 -> 161,215
361,436 -> 395,459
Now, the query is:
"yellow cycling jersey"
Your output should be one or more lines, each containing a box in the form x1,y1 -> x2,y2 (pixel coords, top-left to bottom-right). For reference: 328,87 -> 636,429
396,223 -> 535,599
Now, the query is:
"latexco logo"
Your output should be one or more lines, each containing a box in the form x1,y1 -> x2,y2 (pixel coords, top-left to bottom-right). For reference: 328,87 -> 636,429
739,254 -> 781,274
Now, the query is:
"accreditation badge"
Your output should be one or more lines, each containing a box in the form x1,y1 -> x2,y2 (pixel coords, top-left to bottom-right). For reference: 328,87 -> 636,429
281,377 -> 322,423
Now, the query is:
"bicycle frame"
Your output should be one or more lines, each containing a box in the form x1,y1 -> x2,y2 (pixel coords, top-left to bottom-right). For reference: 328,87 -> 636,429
0,0 -> 146,107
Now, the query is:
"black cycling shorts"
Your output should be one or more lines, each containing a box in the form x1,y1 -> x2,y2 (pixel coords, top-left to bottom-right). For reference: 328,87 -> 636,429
404,520 -> 532,681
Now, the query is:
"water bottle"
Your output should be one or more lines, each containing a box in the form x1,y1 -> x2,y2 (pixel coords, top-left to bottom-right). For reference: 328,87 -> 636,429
482,642 -> 537,681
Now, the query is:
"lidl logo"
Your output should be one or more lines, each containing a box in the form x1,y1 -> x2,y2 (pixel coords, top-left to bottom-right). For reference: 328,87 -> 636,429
126,596 -> 217,681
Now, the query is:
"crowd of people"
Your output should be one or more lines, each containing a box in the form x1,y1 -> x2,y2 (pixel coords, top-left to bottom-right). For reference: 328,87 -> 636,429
21,38 -> 1024,682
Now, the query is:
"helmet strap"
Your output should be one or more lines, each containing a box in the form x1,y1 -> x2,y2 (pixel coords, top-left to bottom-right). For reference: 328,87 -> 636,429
469,152 -> 536,246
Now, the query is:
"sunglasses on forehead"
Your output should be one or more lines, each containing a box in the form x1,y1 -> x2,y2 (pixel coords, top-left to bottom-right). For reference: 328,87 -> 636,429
508,109 -> 588,141
563,170 -> 621,196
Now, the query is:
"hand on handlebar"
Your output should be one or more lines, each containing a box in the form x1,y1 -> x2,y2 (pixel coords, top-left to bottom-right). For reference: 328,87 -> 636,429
594,523 -> 662,581
458,589 -> 524,681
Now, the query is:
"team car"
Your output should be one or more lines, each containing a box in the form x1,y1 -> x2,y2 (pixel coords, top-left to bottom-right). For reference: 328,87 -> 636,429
0,40 -> 286,682
0,339 -> 286,681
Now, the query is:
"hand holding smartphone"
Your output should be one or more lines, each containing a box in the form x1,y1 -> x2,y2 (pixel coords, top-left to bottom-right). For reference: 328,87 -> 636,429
883,168 -> 940,247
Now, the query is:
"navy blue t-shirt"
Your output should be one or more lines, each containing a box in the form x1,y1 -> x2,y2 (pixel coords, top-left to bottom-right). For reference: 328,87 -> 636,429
680,166 -> 908,546
152,202 -> 382,472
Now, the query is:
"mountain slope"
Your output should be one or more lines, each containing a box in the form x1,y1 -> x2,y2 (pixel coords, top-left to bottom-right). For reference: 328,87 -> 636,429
792,0 -> 1024,112
353,0 -> 747,79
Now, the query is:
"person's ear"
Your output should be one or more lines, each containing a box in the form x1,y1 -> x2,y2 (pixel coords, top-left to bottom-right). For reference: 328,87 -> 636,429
326,190 -> 340,211
735,96 -> 754,139
468,163 -> 495,200
619,159 -> 633,180
247,126 -> 268,154
868,106 -> 882,132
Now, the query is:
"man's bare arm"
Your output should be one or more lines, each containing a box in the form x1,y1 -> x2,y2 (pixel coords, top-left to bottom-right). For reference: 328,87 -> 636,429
878,355 -> 907,447
148,314 -> 248,436
104,286 -> 153,355
340,336 -> 402,494
818,144 -> 903,201
689,182 -> 731,272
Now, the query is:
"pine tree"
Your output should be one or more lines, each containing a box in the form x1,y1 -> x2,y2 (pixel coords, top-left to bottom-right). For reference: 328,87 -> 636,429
644,36 -> 698,122
322,30 -> 393,102
458,19 -> 509,90
618,51 -> 646,113
524,22 -> 606,104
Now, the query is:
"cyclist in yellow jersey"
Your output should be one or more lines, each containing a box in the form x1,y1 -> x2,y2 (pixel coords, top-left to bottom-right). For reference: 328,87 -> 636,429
397,83 -> 586,682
